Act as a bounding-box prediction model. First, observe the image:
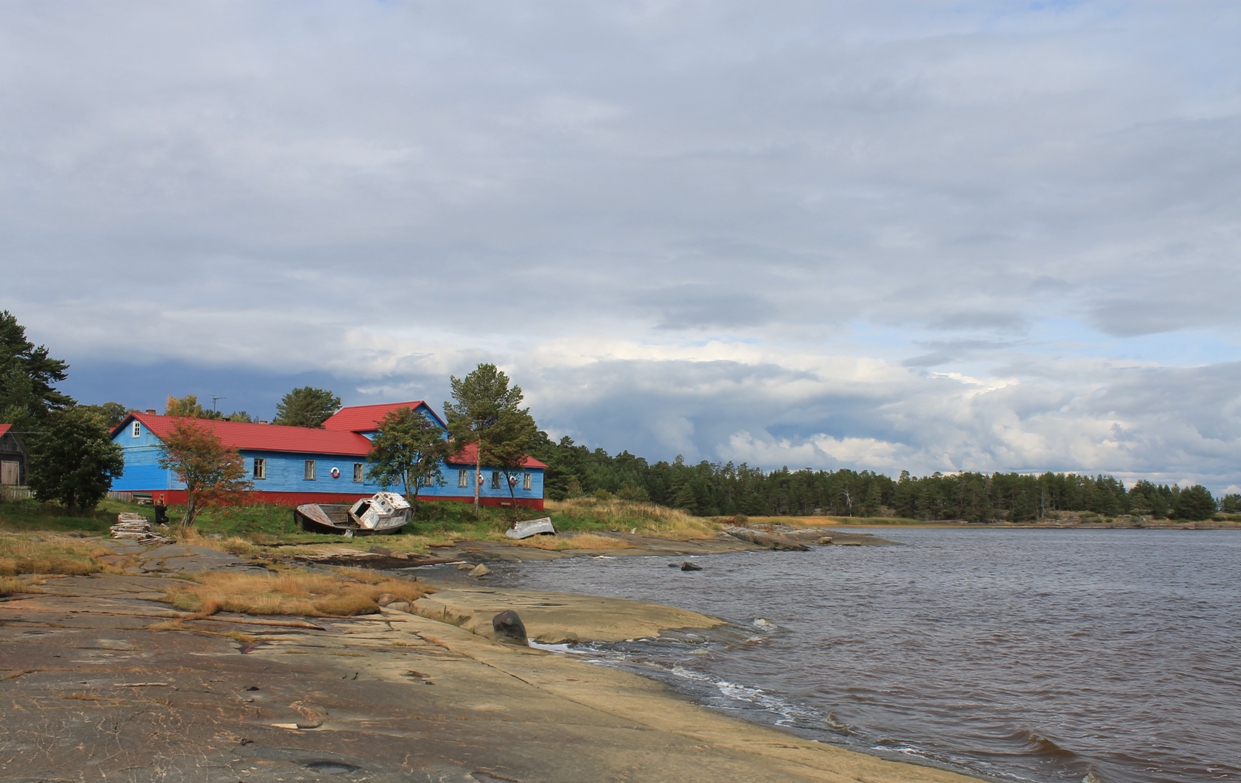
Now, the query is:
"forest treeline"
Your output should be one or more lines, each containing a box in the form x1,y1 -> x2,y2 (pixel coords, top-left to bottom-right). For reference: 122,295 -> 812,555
529,434 -> 1237,522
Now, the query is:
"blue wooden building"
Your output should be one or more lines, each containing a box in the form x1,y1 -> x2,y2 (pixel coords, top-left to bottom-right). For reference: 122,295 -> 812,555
109,401 -> 545,509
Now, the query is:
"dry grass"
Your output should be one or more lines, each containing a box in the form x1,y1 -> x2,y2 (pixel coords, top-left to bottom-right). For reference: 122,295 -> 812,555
163,568 -> 434,618
506,532 -> 636,551
548,498 -> 719,540
0,532 -> 110,579
0,575 -> 39,595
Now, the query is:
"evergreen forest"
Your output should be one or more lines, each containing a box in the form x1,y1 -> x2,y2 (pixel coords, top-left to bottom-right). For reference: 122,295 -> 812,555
529,434 -> 1236,522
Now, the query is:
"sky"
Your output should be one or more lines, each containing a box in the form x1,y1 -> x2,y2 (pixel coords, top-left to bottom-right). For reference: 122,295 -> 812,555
2,1 -> 1240,492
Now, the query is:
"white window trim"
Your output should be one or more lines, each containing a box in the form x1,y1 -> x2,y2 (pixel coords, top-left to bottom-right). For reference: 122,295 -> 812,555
458,469 -> 468,488
523,473 -> 532,491
131,421 -> 141,438
353,463 -> 364,483
253,458 -> 266,480
305,460 -> 316,481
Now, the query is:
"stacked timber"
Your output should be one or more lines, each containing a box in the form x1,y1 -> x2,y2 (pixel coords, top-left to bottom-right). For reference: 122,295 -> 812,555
111,513 -> 170,544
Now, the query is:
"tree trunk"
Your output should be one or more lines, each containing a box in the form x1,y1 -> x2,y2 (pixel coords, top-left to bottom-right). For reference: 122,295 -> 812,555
473,449 -> 481,515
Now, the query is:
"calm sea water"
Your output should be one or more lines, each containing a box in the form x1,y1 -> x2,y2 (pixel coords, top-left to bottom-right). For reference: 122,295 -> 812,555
507,529 -> 1241,783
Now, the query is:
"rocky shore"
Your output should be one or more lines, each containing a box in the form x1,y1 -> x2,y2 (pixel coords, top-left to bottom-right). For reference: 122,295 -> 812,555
0,535 -> 983,783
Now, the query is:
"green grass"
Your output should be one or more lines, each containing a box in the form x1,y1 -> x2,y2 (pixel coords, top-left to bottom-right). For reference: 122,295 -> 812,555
0,497 -> 129,534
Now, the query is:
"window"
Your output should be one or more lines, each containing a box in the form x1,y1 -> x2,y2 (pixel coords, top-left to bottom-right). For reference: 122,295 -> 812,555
491,471 -> 501,489
353,463 -> 364,483
131,421 -> 141,438
304,460 -> 316,481
523,473 -> 533,491
458,469 -> 468,488
421,474 -> 434,487
253,458 -> 266,480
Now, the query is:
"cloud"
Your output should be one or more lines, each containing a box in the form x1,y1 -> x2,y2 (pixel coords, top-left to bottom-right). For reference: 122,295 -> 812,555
2,1 -> 1241,490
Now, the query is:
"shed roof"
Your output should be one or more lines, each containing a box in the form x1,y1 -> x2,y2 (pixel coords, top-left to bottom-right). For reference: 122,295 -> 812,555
321,401 -> 447,433
118,413 -> 373,457
0,424 -> 9,438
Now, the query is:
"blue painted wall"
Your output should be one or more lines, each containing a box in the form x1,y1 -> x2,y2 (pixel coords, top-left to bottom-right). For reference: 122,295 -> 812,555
110,418 -> 545,502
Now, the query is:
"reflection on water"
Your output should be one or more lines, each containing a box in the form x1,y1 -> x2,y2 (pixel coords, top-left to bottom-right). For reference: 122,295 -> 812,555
511,529 -> 1241,783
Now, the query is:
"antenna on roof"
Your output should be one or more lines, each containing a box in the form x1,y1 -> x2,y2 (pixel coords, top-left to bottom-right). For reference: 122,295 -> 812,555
211,395 -> 226,412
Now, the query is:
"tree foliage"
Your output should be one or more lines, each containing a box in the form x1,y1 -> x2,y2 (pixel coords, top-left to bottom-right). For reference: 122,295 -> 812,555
158,420 -> 253,530
27,408 -> 124,512
165,394 -> 251,422
78,402 -> 131,430
0,310 -> 73,430
444,364 -> 532,514
527,434 -> 1223,522
366,407 -> 447,507
274,387 -> 341,428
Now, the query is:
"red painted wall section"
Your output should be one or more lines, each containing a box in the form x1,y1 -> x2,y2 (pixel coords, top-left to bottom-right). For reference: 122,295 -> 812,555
124,490 -> 544,511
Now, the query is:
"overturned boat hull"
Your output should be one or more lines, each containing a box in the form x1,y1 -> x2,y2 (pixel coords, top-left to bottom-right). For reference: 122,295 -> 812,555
505,517 -> 557,539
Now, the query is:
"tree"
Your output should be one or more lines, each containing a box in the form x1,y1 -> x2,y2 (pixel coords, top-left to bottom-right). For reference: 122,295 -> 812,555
1173,484 -> 1216,521
443,364 -> 532,515
366,407 -> 447,508
79,402 -> 130,430
487,407 -> 540,510
158,419 -> 253,531
0,311 -> 73,430
165,394 -> 213,418
274,387 -> 341,428
27,408 -> 124,512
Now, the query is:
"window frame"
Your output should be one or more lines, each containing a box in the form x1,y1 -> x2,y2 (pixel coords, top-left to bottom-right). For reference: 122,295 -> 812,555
353,463 -> 364,483
458,469 -> 468,488
490,470 -> 501,489
131,421 -> 141,438
523,472 -> 533,491
253,457 -> 266,480
304,460 -> 316,481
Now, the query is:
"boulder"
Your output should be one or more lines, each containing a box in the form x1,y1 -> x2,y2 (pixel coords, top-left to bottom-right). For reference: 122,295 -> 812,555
376,593 -> 395,607
386,601 -> 411,613
680,562 -> 703,571
723,526 -> 810,551
468,564 -> 492,578
491,610 -> 528,645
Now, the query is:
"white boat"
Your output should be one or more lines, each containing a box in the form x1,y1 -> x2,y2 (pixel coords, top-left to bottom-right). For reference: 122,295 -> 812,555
505,517 -> 557,539
294,491 -> 411,535
349,492 -> 412,532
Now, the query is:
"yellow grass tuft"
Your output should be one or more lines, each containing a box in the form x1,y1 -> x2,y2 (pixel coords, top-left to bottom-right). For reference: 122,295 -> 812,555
508,532 -> 635,551
548,499 -> 719,540
163,569 -> 433,618
0,532 -> 110,578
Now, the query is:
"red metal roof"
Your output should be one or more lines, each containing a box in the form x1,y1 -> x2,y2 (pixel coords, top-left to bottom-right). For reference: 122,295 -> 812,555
0,424 -> 10,438
121,413 -> 374,456
446,442 -> 548,469
321,401 -> 447,432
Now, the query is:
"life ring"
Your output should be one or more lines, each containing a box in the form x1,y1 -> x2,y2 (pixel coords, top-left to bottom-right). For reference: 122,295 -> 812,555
330,467 -> 341,479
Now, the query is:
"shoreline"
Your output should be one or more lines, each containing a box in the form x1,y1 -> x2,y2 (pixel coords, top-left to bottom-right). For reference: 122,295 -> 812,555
0,538 -> 986,783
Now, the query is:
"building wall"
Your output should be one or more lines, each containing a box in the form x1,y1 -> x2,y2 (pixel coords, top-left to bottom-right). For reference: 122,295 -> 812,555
0,431 -> 28,486
110,420 -> 545,509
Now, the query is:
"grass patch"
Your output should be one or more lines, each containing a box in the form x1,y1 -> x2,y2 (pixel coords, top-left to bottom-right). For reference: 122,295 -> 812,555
0,497 -> 130,534
547,499 -> 718,539
162,569 -> 434,618
0,532 -> 112,578
748,515 -> 926,527
506,532 -> 636,551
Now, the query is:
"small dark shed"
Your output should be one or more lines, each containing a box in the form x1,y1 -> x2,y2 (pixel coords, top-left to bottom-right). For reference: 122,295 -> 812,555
0,424 -> 29,487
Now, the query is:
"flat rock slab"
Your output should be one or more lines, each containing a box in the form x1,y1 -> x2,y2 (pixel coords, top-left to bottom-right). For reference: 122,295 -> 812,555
0,570 -> 981,783
138,543 -> 267,573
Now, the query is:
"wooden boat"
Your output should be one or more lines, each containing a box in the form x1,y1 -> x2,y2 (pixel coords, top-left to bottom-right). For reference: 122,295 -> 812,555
294,491 -> 411,535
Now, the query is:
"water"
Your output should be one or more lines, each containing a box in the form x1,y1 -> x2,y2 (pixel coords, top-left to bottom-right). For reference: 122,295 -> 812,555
509,529 -> 1241,783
